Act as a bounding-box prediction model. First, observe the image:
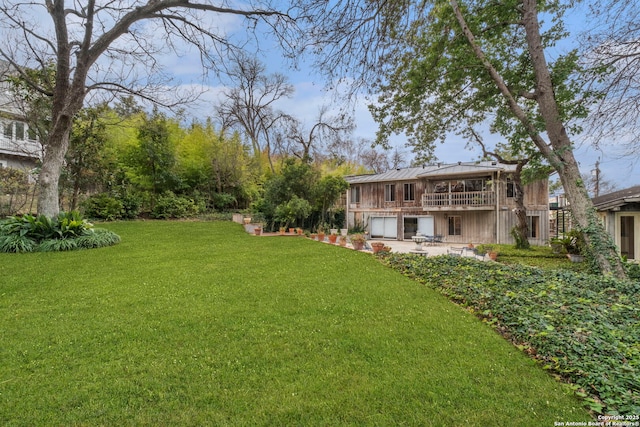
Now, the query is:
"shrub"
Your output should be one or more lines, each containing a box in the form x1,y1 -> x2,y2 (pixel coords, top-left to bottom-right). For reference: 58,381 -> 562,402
0,212 -> 118,253
38,238 -> 79,252
75,228 -> 121,249
212,192 -> 237,210
119,193 -> 142,219
151,192 -> 202,219
81,194 -> 124,220
0,234 -> 36,253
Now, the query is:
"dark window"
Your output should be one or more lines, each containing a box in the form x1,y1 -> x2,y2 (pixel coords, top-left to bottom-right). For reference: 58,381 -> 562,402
350,186 -> 361,203
465,179 -> 484,192
506,177 -> 514,198
434,181 -> 448,193
448,216 -> 462,236
403,183 -> 415,201
14,122 -> 25,140
3,122 -> 13,139
385,184 -> 396,202
527,216 -> 539,238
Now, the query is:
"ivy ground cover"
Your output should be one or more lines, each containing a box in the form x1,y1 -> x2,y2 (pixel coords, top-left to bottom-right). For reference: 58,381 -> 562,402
0,221 -> 589,425
381,254 -> 640,416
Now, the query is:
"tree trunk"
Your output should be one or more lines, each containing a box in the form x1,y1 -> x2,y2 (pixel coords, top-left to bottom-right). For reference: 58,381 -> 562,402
520,0 -> 627,278
511,163 -> 530,249
37,120 -> 72,217
451,0 -> 627,278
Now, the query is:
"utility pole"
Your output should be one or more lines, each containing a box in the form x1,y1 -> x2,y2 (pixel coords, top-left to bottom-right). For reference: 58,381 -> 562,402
592,159 -> 601,197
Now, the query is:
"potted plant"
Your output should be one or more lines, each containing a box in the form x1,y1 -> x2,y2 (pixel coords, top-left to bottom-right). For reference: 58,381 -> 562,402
338,235 -> 348,247
317,227 -> 326,242
562,230 -> 586,262
550,237 -> 564,254
254,225 -> 262,235
370,241 -> 385,254
297,228 -> 304,236
243,217 -> 251,225
279,226 -> 286,235
481,244 -> 497,260
350,233 -> 366,250
328,232 -> 338,244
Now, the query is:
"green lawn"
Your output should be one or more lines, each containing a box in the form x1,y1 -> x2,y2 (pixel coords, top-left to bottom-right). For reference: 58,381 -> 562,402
0,221 -> 590,425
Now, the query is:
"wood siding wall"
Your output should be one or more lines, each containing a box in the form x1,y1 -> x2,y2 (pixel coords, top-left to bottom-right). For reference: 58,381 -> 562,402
347,173 -> 550,245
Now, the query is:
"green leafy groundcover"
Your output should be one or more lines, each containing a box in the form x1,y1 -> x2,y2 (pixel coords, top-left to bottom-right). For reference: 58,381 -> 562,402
0,212 -> 120,253
380,253 -> 640,416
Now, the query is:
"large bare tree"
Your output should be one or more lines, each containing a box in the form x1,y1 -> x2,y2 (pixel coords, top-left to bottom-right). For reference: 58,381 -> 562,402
286,105 -> 354,162
216,53 -> 294,172
582,0 -> 640,156
0,0 -> 300,217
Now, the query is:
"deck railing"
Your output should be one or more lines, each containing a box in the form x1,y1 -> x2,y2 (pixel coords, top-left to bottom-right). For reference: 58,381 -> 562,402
422,190 -> 496,208
0,136 -> 41,158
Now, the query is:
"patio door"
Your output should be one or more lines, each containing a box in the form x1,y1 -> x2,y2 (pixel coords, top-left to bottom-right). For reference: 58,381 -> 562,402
621,216 -> 635,260
417,216 -> 435,236
370,217 -> 397,239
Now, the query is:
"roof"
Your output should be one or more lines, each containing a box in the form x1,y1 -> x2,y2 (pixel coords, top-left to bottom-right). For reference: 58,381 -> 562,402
344,161 -> 518,184
592,185 -> 640,211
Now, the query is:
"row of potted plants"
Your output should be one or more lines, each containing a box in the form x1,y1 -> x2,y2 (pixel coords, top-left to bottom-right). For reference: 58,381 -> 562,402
246,218 -> 391,254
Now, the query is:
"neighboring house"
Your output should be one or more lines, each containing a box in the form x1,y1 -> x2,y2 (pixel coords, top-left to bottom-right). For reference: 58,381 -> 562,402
0,60 -> 41,171
592,185 -> 640,262
344,161 -> 549,245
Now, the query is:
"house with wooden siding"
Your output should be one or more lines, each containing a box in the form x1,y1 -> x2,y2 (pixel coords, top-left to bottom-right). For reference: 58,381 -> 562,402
592,185 -> 640,262
0,60 -> 41,171
344,161 -> 549,246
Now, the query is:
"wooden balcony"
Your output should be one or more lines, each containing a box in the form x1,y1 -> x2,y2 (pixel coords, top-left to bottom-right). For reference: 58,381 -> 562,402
422,190 -> 496,210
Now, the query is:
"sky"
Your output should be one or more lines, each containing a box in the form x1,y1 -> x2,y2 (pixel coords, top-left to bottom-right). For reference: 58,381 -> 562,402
166,3 -> 639,190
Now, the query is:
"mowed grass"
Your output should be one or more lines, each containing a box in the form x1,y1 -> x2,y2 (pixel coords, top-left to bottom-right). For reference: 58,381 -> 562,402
0,221 -> 590,426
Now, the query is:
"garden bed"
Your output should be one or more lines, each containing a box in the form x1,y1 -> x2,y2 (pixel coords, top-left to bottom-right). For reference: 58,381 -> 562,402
380,253 -> 640,415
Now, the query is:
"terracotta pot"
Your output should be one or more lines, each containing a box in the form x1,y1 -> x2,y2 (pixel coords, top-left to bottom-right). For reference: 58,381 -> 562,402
317,232 -> 326,242
289,228 -> 296,234
254,228 -> 262,235
371,242 -> 385,254
352,241 -> 365,250
328,234 -> 338,244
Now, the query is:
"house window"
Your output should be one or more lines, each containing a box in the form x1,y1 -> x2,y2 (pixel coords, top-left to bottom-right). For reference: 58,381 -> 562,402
451,180 -> 465,192
403,183 -> 415,201
350,186 -> 361,203
385,184 -> 396,202
448,216 -> 462,236
506,177 -> 514,198
527,216 -> 539,238
434,181 -> 448,193
28,126 -> 38,141
4,122 -> 13,139
14,122 -> 25,140
465,179 -> 484,192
